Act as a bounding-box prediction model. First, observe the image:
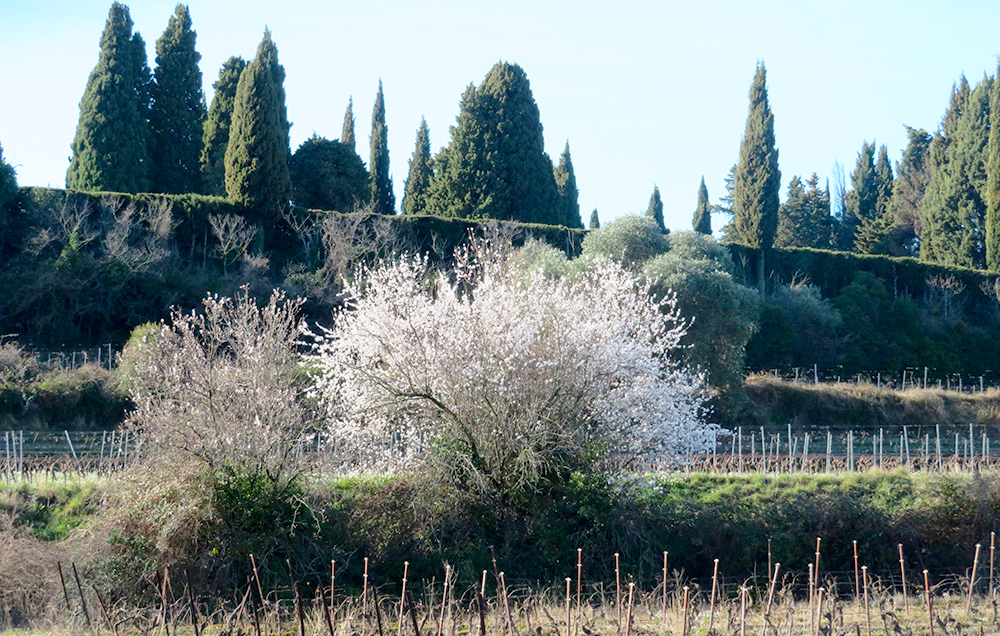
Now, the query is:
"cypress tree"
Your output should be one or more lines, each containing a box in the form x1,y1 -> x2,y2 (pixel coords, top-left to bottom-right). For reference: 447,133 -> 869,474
645,186 -> 665,232
67,2 -> 152,193
589,209 -> 600,229
553,142 -> 582,228
255,29 -> 290,159
887,126 -> 931,256
921,77 -> 990,268
368,81 -> 395,215
148,4 -> 205,194
733,62 -> 780,251
988,63 -> 1000,271
855,144 -> 895,254
224,35 -> 291,230
201,56 -> 247,196
341,97 -> 356,150
692,176 -> 712,235
0,143 -> 16,251
401,117 -> 432,215
426,62 -> 559,224
733,62 -> 780,290
844,141 -> 877,252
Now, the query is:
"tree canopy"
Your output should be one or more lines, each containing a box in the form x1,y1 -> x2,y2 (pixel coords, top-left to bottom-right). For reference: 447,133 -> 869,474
148,4 -> 206,194
289,135 -> 369,212
733,62 -> 780,252
426,62 -> 559,224
66,2 -> 152,193
368,81 -> 395,215
401,118 -> 432,215
201,56 -> 247,196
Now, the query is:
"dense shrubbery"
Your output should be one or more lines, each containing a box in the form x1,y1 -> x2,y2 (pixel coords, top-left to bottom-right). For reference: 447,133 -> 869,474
8,470 -> 1000,602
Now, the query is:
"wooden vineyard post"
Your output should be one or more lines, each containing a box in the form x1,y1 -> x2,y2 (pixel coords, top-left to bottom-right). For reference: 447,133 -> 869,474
899,544 -> 909,616
967,543 -> 981,618
924,570 -> 935,636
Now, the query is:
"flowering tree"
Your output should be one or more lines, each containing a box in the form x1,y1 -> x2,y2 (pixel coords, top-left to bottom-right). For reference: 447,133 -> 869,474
310,240 -> 718,496
122,289 -> 313,492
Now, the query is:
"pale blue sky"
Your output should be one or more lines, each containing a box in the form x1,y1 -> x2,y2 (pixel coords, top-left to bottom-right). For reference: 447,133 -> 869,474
2,0 -> 999,231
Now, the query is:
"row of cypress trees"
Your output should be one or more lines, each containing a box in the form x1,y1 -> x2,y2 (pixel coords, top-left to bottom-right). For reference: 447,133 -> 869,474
65,5 -> 585,229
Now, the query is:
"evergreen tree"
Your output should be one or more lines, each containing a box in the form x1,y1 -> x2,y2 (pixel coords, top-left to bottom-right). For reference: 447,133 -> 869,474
855,144 -> 895,254
341,97 -> 355,150
841,141 -> 876,251
401,118 -> 432,215
887,126 -> 931,256
921,77 -> 990,268
290,135 -> 369,211
224,34 -> 291,231
201,56 -> 247,196
255,29 -> 290,159
0,143 -> 17,251
733,62 -> 780,290
148,4 -> 205,194
776,174 -> 832,249
733,62 -> 780,250
590,209 -> 600,229
988,63 -> 1000,271
645,186 -> 665,232
67,2 -> 152,193
553,142 -> 581,227
692,176 -> 712,235
369,80 -> 395,215
426,62 -> 559,224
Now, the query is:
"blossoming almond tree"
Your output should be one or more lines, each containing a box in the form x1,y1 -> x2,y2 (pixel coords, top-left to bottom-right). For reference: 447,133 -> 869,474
310,240 -> 718,496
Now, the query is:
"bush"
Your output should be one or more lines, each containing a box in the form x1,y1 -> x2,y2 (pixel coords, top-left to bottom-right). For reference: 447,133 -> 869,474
311,239 -> 715,500
579,214 -> 668,268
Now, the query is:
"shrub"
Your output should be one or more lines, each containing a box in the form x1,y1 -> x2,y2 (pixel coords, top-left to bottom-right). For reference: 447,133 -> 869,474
310,238 -> 716,500
579,214 -> 668,269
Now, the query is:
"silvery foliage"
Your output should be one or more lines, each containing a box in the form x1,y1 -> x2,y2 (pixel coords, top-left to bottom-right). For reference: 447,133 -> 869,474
309,239 -> 718,493
123,289 -> 312,489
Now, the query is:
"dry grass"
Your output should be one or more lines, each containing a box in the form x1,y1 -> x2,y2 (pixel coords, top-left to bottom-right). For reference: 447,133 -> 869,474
742,373 -> 1000,430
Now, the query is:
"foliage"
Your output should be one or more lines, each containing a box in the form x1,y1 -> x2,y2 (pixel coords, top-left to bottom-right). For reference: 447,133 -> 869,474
776,174 -> 832,249
733,62 -> 780,252
368,80 -> 395,215
121,288 -> 314,491
921,77 -> 990,269
289,135 -> 369,212
148,4 -> 206,194
553,142 -> 582,228
66,2 -> 152,193
692,176 -> 712,235
644,234 -> 759,396
579,214 -> 668,269
988,63 -> 1000,272
888,126 -> 931,257
426,62 -> 559,224
224,31 -> 291,233
310,239 -> 715,499
341,96 -> 355,150
401,118 -> 432,215
645,186 -> 665,232
745,281 -> 844,371
589,208 -> 600,229
200,56 -> 246,196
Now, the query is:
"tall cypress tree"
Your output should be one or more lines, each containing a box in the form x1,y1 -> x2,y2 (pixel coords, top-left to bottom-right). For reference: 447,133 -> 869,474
692,176 -> 712,235
401,118 -> 432,215
776,173 -> 832,249
148,4 -> 205,194
589,209 -> 600,229
341,97 -> 355,150
987,63 -> 1000,271
255,29 -> 289,159
224,34 -> 290,231
67,2 -> 151,193
921,77 -> 990,268
733,62 -> 780,253
844,141 -> 877,252
369,80 -> 395,215
201,56 -> 247,196
855,144 -> 896,254
553,142 -> 581,228
645,186 -> 665,232
426,62 -> 559,224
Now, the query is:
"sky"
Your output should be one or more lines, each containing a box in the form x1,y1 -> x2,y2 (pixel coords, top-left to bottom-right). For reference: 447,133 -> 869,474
3,0 -> 1000,232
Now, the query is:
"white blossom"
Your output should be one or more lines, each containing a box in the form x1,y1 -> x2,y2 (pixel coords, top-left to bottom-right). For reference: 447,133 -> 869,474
309,240 -> 719,493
